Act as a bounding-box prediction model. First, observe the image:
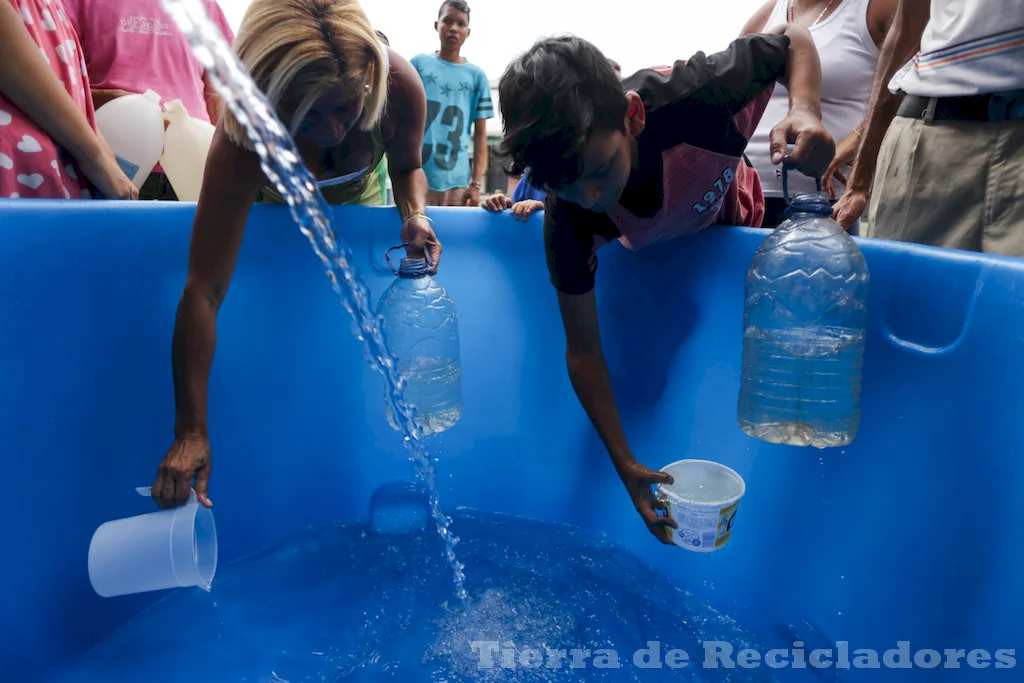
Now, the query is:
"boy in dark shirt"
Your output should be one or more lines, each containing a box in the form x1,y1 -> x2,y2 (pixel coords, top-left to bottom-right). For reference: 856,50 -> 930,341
496,26 -> 835,544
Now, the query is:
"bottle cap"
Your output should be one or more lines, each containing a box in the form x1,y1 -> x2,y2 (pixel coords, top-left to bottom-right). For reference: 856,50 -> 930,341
398,258 -> 430,278
163,99 -> 186,114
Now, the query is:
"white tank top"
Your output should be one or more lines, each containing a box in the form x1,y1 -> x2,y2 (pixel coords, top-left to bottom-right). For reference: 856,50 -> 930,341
747,0 -> 880,199
889,0 -> 1024,97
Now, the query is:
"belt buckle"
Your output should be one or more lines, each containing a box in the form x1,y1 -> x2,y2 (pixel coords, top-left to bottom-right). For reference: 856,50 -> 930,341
988,92 -> 1024,122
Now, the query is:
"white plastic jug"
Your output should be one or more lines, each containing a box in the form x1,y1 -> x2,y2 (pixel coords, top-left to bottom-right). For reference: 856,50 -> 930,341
87,486 -> 217,598
94,89 -> 165,189
160,99 -> 215,202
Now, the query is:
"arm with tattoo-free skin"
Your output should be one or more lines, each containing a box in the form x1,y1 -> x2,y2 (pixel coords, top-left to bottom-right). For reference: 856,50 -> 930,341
384,51 -> 442,271
831,0 -> 931,228
152,126 -> 266,510
466,116 -> 488,205
820,0 -> 901,197
761,23 -> 835,177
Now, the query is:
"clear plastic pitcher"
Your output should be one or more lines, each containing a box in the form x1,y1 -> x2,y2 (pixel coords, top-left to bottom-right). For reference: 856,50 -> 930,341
88,487 -> 217,598
376,235 -> 463,436
738,169 -> 870,448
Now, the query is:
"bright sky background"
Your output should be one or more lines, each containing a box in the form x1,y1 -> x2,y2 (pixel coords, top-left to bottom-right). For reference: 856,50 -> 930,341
216,0 -> 768,79
214,0 -> 770,133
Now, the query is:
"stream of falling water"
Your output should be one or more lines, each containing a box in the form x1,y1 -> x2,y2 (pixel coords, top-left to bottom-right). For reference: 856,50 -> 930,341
157,0 -> 467,604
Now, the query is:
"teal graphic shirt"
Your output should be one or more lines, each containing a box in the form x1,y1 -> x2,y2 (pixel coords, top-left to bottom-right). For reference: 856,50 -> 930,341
410,52 -> 493,192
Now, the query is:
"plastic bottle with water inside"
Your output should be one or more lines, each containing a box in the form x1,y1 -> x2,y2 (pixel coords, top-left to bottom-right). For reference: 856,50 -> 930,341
738,168 -> 870,448
160,99 -> 215,201
376,234 -> 463,436
93,89 -> 165,189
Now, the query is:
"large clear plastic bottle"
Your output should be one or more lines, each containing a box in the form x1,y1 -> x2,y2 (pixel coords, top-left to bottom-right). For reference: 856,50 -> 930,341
376,250 -> 462,437
738,180 -> 870,448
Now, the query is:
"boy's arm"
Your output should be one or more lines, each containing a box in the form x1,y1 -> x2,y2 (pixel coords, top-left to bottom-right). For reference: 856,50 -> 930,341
557,289 -> 631,470
629,30 -> 830,176
469,117 -> 487,204
557,289 -> 676,544
545,196 -> 675,543
468,71 -> 493,203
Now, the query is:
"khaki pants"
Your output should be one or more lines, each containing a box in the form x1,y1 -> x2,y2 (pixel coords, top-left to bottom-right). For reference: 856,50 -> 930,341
867,116 -> 1024,255
426,187 -> 470,206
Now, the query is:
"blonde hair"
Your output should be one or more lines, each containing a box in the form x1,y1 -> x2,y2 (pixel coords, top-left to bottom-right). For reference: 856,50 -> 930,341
221,0 -> 389,148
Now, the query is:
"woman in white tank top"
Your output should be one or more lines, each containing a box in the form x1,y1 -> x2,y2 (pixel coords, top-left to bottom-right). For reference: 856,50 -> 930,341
742,0 -> 898,229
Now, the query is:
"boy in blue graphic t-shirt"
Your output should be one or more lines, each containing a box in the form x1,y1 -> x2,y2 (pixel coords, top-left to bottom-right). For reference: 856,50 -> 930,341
411,1 -> 493,206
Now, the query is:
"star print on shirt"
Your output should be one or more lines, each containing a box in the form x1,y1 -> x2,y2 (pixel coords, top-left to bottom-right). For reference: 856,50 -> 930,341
422,73 -> 438,86
459,82 -> 472,92
440,84 -> 452,95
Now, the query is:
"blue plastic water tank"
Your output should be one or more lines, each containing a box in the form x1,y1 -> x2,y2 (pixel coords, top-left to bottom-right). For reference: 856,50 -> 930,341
0,200 -> 1020,683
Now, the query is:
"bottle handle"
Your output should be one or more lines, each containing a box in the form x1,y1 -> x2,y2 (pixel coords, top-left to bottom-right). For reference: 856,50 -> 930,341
780,163 -> 823,207
384,243 -> 435,276
780,165 -> 831,219
385,212 -> 438,275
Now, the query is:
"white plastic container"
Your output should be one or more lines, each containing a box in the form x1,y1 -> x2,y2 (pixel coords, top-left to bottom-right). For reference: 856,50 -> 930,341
655,459 -> 746,552
160,99 -> 215,202
94,89 -> 165,189
87,486 -> 217,598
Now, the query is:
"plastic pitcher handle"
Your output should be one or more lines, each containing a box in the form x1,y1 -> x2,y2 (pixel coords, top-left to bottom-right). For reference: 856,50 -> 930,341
135,486 -> 197,505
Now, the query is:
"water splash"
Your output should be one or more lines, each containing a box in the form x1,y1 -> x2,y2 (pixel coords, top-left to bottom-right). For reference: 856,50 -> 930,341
59,511 -> 780,683
157,0 -> 467,603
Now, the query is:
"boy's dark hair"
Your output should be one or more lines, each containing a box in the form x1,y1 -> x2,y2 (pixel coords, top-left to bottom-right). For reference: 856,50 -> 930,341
438,0 -> 470,21
496,35 -> 627,190
375,30 -> 390,46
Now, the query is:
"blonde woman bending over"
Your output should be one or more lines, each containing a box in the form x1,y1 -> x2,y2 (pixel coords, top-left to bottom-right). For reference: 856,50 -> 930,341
151,0 -> 439,510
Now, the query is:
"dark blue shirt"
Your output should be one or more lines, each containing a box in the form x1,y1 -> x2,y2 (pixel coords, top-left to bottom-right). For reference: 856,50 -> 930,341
512,173 -> 546,203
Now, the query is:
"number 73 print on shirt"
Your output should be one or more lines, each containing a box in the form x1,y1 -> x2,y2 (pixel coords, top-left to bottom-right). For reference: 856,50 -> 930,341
410,53 -> 494,193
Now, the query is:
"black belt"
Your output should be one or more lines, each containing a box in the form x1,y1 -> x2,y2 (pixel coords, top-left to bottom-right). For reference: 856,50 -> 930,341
897,91 -> 1024,123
